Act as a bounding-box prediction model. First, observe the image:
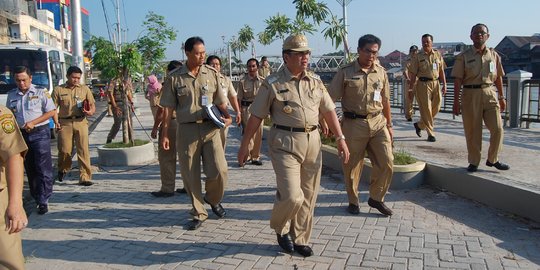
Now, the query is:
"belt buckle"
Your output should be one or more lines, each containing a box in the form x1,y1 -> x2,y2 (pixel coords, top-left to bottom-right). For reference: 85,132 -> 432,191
196,120 -> 203,124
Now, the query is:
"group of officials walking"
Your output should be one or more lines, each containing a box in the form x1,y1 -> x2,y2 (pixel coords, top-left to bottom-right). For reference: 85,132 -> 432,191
1,23 -> 512,268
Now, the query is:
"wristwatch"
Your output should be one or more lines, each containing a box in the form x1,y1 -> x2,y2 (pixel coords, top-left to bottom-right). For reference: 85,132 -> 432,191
335,134 -> 346,141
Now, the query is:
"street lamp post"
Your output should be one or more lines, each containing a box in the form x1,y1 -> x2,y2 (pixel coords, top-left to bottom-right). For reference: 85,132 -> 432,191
336,0 -> 352,62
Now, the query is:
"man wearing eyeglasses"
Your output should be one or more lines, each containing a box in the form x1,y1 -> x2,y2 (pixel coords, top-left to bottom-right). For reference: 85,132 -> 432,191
329,34 -> 394,217
238,34 -> 349,257
408,34 -> 447,142
451,23 -> 509,173
237,58 -> 265,165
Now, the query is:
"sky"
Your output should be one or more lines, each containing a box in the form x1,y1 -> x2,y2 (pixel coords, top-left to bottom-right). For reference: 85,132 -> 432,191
81,0 -> 540,61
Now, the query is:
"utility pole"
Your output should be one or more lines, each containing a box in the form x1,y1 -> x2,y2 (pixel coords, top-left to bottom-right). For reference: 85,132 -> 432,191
336,0 -> 352,62
70,0 -> 84,79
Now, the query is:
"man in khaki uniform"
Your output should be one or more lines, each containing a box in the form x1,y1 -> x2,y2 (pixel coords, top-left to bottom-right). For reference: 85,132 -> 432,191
150,60 -> 184,197
206,55 -> 242,149
258,56 -> 271,78
329,34 -> 395,217
237,58 -> 265,165
403,45 -> 418,121
52,66 -> 96,186
452,23 -> 509,172
0,106 -> 28,270
238,34 -> 349,257
160,37 -> 232,231
106,78 -> 133,144
409,34 -> 447,142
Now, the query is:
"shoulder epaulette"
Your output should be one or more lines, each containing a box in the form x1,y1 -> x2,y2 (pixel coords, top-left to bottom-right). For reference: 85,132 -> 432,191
308,71 -> 321,81
266,74 -> 278,85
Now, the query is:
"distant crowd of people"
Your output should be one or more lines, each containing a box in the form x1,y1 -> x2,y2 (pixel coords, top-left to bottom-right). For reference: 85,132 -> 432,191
0,22 -> 510,268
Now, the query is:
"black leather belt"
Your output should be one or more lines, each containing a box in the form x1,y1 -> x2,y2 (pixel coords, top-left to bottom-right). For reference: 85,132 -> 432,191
418,77 -> 438,82
60,116 -> 84,120
241,100 -> 253,107
273,124 -> 317,132
21,124 -> 48,132
464,84 -> 493,89
343,111 -> 381,119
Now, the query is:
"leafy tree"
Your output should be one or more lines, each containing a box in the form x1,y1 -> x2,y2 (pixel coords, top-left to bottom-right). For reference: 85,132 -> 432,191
258,14 -> 291,45
135,12 -> 177,76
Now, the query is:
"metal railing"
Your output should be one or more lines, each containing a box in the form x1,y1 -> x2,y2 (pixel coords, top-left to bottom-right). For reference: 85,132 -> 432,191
520,79 -> 540,127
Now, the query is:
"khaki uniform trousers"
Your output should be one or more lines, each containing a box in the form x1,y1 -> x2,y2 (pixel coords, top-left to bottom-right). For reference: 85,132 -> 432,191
241,106 -> 263,160
342,115 -> 393,204
58,118 -> 92,182
220,126 -> 229,149
404,81 -> 415,119
415,81 -> 441,137
0,189 -> 25,270
268,128 -> 321,245
158,120 -> 177,193
177,121 -> 227,221
461,87 -> 503,166
106,104 -> 126,142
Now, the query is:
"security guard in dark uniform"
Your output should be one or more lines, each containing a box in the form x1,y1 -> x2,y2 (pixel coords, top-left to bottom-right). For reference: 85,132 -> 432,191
52,66 -> 96,186
6,66 -> 56,215
160,37 -> 232,231
0,105 -> 28,270
329,34 -> 395,217
238,34 -> 349,257
452,23 -> 509,172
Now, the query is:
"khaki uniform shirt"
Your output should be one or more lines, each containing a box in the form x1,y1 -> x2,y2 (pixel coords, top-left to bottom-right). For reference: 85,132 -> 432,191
409,49 -> 445,79
451,47 -> 504,84
155,91 -> 177,119
250,68 -> 335,127
52,84 -> 95,118
160,64 -> 227,124
237,74 -> 264,103
0,106 -> 27,190
329,60 -> 390,115
258,66 -> 271,78
219,74 -> 237,100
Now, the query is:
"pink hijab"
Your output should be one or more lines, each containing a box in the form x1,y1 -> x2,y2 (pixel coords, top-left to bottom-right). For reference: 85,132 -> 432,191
146,75 -> 162,98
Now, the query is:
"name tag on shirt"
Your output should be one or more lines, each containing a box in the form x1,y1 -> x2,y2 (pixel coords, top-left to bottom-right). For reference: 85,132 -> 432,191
374,90 -> 382,102
432,62 -> 438,70
201,95 -> 208,106
489,62 -> 495,73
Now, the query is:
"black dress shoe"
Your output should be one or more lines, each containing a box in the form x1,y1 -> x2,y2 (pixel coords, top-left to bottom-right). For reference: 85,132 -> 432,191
406,118 -> 412,122
294,245 -> 314,257
176,188 -> 187,194
204,198 -> 226,218
427,135 -> 436,142
57,171 -> 65,182
413,123 -> 421,137
251,159 -> 263,166
467,164 -> 478,172
347,203 -> 360,214
368,198 -> 393,216
486,161 -> 510,170
187,219 -> 203,230
79,181 -> 94,186
276,233 -> 294,253
38,204 -> 48,215
151,191 -> 174,197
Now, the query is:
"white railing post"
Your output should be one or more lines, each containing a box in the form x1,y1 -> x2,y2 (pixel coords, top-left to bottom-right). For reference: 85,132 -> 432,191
506,70 -> 533,128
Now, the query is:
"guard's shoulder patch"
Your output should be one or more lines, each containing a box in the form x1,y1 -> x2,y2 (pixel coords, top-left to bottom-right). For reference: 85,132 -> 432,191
1,118 -> 16,134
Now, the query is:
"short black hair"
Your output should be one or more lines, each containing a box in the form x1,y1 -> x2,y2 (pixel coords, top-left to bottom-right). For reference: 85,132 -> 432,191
421,34 -> 433,41
471,23 -> 489,34
409,45 -> 418,51
260,56 -> 267,61
14,66 -> 31,76
184,36 -> 205,52
358,34 -> 381,50
167,60 -> 182,72
67,66 -> 83,76
246,58 -> 259,67
206,55 -> 221,65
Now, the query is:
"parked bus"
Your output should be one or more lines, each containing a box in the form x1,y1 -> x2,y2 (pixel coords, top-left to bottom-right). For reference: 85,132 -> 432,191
0,44 -> 72,105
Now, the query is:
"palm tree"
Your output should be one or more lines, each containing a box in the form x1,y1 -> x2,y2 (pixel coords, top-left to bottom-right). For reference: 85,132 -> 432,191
258,13 -> 291,45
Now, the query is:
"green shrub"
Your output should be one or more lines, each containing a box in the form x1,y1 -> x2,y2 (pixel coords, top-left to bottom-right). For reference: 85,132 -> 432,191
104,139 -> 149,148
393,149 -> 417,165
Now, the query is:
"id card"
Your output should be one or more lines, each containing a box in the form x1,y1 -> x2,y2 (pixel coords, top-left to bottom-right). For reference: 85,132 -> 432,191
374,90 -> 382,102
489,62 -> 495,73
201,95 -> 208,106
432,62 -> 438,70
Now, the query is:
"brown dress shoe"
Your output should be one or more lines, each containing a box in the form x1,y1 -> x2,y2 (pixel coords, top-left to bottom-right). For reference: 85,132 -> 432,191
368,198 -> 393,216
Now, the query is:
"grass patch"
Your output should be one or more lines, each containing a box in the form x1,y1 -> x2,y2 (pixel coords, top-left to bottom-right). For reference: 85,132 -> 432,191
393,149 -> 417,165
103,139 -> 149,148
